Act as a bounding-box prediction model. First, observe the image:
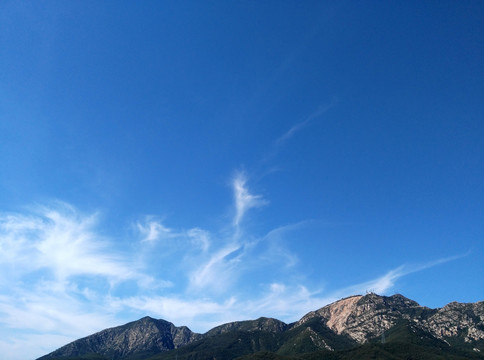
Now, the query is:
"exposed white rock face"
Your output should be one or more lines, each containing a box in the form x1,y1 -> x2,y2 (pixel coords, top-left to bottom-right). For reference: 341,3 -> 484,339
297,293 -> 484,345
324,295 -> 363,334
298,294 -> 425,343
297,295 -> 363,335
297,294 -> 412,343
422,301 -> 484,342
305,327 -> 334,351
339,294 -> 425,342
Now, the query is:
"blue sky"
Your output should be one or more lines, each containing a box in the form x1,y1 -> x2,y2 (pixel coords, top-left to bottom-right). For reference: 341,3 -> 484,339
0,1 -> 483,359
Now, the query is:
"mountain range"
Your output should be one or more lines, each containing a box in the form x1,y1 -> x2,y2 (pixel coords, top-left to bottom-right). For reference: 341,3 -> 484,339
37,293 -> 484,360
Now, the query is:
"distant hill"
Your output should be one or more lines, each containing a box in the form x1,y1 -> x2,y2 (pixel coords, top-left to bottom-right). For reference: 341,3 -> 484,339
37,293 -> 484,360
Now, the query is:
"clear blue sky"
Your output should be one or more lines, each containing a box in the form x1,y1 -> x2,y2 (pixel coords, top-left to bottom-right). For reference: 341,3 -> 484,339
0,1 -> 483,359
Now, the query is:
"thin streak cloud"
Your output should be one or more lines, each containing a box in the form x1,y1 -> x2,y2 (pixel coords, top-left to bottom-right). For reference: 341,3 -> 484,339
335,254 -> 471,298
265,102 -> 336,163
188,243 -> 243,292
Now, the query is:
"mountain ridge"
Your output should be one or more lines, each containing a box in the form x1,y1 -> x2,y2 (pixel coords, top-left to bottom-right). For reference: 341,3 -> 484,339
38,293 -> 484,360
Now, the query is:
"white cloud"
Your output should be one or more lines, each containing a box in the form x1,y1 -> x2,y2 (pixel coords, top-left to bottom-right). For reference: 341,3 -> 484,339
187,227 -> 210,252
348,266 -> 406,295
185,175 -> 269,293
0,333 -> 74,360
0,286 -> 121,360
333,254 -> 469,299
0,203 -> 172,359
137,218 -> 174,243
0,291 -> 114,336
270,102 -> 335,157
188,243 -> 244,292
243,283 -> 328,321
233,172 -> 267,227
0,203 -> 139,283
258,222 -> 310,268
109,295 -> 237,332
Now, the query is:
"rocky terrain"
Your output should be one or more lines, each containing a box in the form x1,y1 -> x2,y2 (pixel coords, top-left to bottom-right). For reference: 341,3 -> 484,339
38,316 -> 202,359
422,301 -> 484,343
298,293 -> 432,342
205,317 -> 289,337
38,293 -> 484,360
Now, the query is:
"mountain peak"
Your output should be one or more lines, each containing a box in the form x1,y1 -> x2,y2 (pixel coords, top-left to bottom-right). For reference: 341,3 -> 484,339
39,316 -> 201,360
358,292 -> 421,306
296,293 -> 426,343
296,294 -> 363,334
205,316 -> 289,336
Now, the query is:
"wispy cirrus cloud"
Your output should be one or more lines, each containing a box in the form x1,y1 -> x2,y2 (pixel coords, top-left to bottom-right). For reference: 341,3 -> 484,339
186,171 -> 283,295
233,172 -> 267,227
185,173 -> 268,293
0,203 -> 140,283
0,203 -> 167,359
137,217 -> 174,243
187,228 -> 211,252
257,222 -> 313,268
188,243 -> 244,292
108,295 -> 238,332
261,102 -> 336,164
0,333 -> 75,360
0,284 -> 121,359
330,254 -> 470,300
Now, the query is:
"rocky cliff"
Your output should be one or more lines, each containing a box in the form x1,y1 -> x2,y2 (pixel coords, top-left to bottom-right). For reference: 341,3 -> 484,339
422,300 -> 484,343
296,293 -> 429,342
296,293 -> 483,347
